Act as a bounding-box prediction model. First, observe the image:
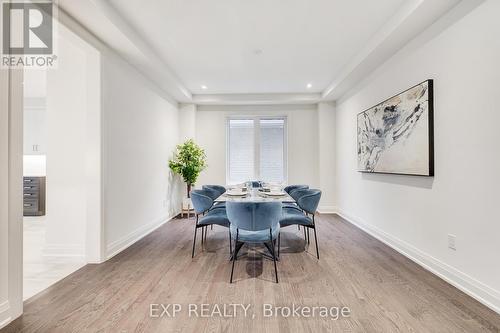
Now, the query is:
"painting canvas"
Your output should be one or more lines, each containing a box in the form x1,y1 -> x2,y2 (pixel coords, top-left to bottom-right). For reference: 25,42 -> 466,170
357,79 -> 434,176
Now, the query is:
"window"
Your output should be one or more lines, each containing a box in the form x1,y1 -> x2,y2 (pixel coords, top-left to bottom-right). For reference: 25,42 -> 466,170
227,117 -> 287,185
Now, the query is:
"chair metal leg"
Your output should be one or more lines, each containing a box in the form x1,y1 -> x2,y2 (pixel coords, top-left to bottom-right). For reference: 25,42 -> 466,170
191,225 -> 198,258
263,242 -> 276,260
201,226 -> 204,245
204,226 -> 208,243
277,232 -> 281,258
229,229 -> 232,257
313,226 -> 319,259
269,230 -> 279,283
307,228 -> 310,244
231,242 -> 244,259
303,227 -> 307,241
230,230 -> 239,283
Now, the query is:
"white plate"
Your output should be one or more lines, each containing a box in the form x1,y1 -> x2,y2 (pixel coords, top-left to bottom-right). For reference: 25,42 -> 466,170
266,191 -> 286,196
225,191 -> 247,197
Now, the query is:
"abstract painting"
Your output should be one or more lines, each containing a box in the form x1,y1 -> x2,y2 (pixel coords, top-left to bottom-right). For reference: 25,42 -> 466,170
357,79 -> 434,176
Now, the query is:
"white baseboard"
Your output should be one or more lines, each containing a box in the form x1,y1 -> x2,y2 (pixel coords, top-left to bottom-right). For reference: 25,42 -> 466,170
42,244 -> 86,260
0,300 -> 11,330
318,205 -> 338,214
334,208 -> 500,315
106,211 -> 180,260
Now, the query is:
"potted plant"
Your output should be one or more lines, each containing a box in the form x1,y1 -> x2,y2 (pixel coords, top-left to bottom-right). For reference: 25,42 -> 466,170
169,139 -> 207,198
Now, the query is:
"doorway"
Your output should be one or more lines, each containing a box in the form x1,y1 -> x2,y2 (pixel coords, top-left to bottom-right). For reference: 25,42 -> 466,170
21,20 -> 102,300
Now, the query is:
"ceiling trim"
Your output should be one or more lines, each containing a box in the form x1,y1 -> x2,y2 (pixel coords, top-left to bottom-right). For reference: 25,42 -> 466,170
90,0 -> 192,101
197,104 -> 318,112
322,0 -> 470,101
55,6 -> 179,106
336,0 -> 486,105
193,93 -> 321,106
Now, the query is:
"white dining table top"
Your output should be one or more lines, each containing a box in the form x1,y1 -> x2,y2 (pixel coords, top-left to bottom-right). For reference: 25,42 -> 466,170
215,188 -> 295,203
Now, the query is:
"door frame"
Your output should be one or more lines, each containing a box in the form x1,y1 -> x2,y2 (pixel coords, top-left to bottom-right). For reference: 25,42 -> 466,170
0,67 -> 23,329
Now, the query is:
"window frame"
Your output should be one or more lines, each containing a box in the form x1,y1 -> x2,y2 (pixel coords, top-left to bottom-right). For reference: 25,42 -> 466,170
226,115 -> 288,185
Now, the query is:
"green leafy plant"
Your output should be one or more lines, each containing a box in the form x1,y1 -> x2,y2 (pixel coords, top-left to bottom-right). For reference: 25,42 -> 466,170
169,139 -> 207,197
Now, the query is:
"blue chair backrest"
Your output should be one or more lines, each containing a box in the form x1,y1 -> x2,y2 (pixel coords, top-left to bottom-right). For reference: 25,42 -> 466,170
284,184 -> 309,195
191,189 -> 214,214
202,185 -> 226,196
200,186 -> 221,200
226,201 -> 282,231
289,188 -> 310,202
296,189 -> 321,215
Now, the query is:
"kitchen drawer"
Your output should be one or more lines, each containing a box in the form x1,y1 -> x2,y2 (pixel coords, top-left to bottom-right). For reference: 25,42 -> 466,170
23,177 -> 40,185
23,198 -> 39,215
23,183 -> 39,192
23,191 -> 39,199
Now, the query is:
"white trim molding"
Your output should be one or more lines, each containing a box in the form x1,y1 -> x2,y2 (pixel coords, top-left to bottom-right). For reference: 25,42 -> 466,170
0,301 -> 11,329
334,208 -> 500,315
317,205 -> 337,214
106,212 -> 180,260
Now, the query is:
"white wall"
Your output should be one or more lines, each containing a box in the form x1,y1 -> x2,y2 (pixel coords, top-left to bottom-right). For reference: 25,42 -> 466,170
23,98 -> 46,155
44,24 -> 89,258
195,105 -> 319,188
42,23 -> 101,262
179,103 -> 197,142
317,102 -> 336,212
102,53 -> 182,258
84,39 -> 102,264
335,0 -> 500,312
23,69 -> 47,155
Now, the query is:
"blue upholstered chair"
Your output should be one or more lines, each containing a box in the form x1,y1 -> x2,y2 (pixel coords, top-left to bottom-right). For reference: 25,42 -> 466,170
190,189 -> 231,258
202,185 -> 226,211
200,186 -> 222,200
283,185 -> 310,211
279,189 -> 321,259
202,185 -> 226,195
226,201 -> 282,283
284,184 -> 309,195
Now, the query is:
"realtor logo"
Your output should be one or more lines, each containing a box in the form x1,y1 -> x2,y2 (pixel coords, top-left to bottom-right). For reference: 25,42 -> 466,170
1,0 -> 57,68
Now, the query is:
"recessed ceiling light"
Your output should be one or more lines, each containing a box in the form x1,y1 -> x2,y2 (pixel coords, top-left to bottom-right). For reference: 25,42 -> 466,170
307,83 -> 312,89
201,85 -> 208,90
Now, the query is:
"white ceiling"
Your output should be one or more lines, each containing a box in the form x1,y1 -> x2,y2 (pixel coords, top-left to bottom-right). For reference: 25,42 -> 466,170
106,0 -> 406,94
58,0 -> 471,104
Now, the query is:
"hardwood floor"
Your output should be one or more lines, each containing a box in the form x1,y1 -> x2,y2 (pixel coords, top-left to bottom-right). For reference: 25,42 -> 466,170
2,214 -> 499,332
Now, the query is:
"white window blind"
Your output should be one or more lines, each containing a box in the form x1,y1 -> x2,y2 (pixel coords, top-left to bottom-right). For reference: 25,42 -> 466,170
260,119 -> 285,183
228,119 -> 254,184
227,117 -> 286,185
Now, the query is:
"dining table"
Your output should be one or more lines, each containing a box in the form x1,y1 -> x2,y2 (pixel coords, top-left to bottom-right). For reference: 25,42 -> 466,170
214,187 -> 296,204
